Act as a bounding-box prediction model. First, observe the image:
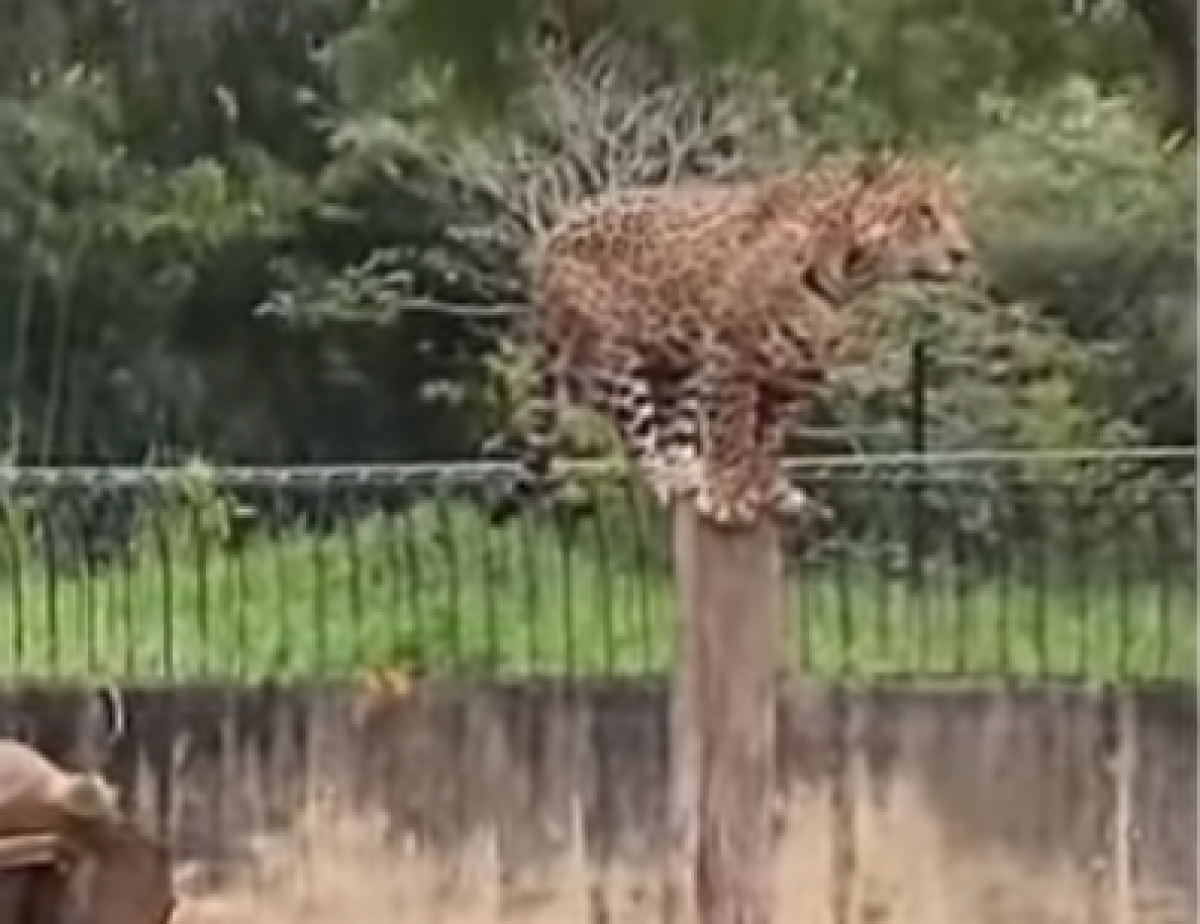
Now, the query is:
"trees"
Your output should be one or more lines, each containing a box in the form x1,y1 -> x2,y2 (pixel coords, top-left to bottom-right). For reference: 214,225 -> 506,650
1127,0 -> 1196,141
0,0 -> 1191,465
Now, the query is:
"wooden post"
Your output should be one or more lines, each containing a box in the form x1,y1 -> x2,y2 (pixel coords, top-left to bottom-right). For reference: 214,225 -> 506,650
666,503 -> 783,924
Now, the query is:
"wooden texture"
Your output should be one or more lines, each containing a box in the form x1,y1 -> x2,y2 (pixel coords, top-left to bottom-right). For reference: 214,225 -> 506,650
666,505 -> 783,924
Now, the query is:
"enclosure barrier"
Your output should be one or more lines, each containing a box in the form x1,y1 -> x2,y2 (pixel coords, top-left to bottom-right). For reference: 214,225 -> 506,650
0,450 -> 1193,684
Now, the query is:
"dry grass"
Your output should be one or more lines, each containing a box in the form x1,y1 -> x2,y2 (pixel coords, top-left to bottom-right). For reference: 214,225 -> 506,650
166,777 -> 1187,924
171,792 -> 599,924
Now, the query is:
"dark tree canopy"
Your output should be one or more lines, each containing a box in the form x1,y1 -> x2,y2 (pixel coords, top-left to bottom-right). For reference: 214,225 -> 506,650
0,0 -> 1192,466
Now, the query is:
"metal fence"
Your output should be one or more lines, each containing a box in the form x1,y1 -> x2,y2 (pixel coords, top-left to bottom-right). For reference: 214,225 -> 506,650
0,450 -> 1193,684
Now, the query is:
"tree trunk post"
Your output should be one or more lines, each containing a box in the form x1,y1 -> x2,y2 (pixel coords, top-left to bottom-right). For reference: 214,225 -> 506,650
665,503 -> 783,924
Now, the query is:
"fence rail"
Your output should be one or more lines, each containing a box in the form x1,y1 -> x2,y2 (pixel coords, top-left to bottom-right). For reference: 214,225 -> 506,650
0,452 -> 1194,684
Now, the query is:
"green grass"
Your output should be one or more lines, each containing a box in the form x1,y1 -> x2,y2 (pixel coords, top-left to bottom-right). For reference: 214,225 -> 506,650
1,501 -> 1193,683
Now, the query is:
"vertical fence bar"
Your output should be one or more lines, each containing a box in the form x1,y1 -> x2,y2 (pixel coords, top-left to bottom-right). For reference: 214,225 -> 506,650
907,341 -> 928,598
0,455 -> 1192,685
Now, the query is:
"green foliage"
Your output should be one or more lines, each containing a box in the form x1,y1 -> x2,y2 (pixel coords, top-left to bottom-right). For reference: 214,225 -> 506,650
827,292 -> 1121,455
128,459 -> 248,557
0,0 -> 1191,467
1,494 -> 1192,682
373,0 -> 1148,141
967,78 -> 1192,241
963,78 -> 1195,447
329,0 -> 542,117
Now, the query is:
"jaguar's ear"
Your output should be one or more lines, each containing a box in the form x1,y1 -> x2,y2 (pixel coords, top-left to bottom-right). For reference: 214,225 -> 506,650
844,242 -> 873,275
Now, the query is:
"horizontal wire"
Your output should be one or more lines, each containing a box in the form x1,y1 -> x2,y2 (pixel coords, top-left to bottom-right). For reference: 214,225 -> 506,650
0,445 -> 1193,489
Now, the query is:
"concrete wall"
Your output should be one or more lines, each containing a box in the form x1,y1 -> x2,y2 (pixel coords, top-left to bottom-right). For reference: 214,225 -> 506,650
0,682 -> 1192,923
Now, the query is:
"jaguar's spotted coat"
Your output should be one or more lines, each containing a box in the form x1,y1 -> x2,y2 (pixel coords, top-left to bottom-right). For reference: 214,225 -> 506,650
493,154 -> 978,526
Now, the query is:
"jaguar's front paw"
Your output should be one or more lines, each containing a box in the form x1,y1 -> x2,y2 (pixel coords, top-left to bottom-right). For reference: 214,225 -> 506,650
693,485 -> 760,529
